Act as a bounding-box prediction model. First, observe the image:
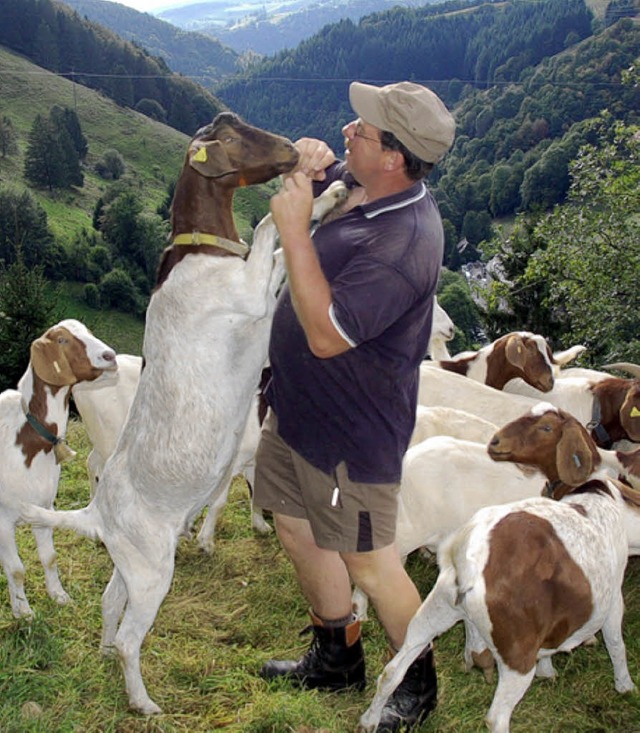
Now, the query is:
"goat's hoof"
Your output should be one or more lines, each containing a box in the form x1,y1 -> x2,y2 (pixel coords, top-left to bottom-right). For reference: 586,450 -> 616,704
131,699 -> 162,716
12,605 -> 34,620
197,538 -> 216,555
252,519 -> 272,535
52,590 -> 71,605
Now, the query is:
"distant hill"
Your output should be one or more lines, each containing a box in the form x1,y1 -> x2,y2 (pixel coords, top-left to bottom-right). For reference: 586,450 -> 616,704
0,0 -> 226,135
59,0 -> 242,84
158,0 -> 444,56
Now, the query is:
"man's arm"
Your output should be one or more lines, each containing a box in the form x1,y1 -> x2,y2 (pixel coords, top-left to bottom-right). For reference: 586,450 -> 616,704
270,171 -> 352,359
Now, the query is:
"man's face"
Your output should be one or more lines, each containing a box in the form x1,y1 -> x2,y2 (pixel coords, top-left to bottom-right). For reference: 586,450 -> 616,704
342,118 -> 384,184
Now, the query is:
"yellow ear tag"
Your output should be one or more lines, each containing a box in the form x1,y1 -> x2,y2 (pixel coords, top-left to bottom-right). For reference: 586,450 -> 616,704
193,147 -> 208,163
630,406 -> 640,418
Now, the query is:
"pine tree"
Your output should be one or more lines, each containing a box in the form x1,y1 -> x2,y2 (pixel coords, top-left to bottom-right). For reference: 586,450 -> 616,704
0,251 -> 57,392
24,112 -> 83,190
0,116 -> 19,158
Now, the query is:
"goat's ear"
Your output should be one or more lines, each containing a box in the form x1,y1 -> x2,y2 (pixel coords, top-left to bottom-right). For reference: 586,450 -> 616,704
504,333 -> 527,369
30,336 -> 76,387
556,422 -> 593,486
188,141 -> 237,178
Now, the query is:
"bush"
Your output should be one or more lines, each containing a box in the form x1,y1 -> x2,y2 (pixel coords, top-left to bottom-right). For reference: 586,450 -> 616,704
83,283 -> 100,308
98,268 -> 140,314
95,149 -> 126,181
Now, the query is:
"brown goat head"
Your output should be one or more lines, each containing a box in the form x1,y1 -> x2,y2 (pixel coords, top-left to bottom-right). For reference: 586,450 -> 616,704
488,403 -> 600,489
187,112 -> 298,185
169,112 -> 298,246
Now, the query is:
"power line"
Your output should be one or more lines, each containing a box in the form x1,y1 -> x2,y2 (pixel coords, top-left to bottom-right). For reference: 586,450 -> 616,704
2,67 -> 633,90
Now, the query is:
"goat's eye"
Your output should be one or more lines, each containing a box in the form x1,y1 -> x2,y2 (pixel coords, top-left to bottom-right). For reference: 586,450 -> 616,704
224,136 -> 236,144
57,337 -> 68,345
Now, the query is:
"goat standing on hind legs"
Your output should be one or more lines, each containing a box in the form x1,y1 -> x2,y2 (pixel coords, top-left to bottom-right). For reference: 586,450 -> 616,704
21,113 -> 347,716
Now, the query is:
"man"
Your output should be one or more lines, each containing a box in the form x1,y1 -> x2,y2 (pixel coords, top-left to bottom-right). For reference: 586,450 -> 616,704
255,81 -> 455,731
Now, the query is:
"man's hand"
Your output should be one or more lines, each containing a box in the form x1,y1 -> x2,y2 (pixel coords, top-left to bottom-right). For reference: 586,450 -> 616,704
270,172 -> 314,243
290,138 -> 335,181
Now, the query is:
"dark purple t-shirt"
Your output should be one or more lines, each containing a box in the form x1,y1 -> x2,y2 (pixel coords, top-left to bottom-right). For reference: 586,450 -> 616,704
265,162 -> 444,483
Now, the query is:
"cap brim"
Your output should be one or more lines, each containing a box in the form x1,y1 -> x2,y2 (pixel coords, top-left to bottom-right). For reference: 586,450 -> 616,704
349,82 -> 388,130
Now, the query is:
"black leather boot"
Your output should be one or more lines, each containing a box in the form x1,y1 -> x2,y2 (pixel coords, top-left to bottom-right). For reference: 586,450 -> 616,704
376,646 -> 437,731
260,610 -> 366,692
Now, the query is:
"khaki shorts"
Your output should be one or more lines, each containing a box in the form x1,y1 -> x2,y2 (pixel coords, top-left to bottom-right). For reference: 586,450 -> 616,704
254,410 -> 400,553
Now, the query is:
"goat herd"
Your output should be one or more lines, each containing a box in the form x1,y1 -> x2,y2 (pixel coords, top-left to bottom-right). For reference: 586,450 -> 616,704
1,114 -> 640,731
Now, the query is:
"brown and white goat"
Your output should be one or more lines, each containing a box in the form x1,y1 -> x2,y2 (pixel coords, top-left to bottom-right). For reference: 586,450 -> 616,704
433,331 -> 556,392
22,113 -> 347,715
358,404 -> 636,733
0,319 -> 116,618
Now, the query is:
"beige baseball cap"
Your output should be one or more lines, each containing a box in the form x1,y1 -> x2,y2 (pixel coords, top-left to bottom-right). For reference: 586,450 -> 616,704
349,81 -> 455,164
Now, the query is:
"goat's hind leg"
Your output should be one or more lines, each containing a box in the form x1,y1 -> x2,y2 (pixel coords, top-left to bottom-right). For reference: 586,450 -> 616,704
357,569 -> 462,733
485,662 -> 535,733
101,567 -> 128,655
113,553 -> 175,714
601,588 -> 636,693
31,525 -> 70,606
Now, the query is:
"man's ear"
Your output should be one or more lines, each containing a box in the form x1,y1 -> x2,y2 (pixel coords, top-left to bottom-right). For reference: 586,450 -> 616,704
188,141 -> 238,178
383,149 -> 403,172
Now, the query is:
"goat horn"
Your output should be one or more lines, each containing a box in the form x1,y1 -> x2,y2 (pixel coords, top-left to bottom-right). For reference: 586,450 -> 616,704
602,362 -> 640,377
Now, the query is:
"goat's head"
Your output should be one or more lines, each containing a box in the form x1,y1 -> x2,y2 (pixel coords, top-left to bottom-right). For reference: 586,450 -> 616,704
187,112 -> 299,186
169,113 -> 299,245
30,319 -> 117,387
591,375 -> 640,443
494,332 -> 555,392
431,296 -> 455,342
488,403 -> 601,494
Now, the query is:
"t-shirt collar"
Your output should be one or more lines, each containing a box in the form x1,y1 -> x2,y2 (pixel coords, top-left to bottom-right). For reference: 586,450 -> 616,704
360,180 -> 427,219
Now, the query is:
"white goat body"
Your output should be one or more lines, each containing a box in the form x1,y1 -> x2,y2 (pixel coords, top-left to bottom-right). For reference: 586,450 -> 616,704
358,405 -> 636,733
72,353 -> 269,549
72,353 -> 142,495
409,405 -> 497,447
418,366 -> 541,426
21,113 -> 346,715
0,319 -> 116,618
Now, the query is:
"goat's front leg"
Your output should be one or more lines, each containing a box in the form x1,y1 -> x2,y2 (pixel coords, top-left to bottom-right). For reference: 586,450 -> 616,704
358,572 -> 462,732
31,525 -> 71,606
0,519 -> 33,618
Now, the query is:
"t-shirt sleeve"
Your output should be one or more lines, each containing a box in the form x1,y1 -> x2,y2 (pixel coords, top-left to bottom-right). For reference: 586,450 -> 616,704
330,254 -> 419,346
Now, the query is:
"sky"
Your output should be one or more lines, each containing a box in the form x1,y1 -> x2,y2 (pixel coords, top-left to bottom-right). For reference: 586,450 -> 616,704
106,0 -> 188,12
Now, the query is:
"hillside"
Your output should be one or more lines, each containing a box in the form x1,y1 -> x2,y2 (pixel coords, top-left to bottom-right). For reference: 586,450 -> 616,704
0,46 -> 187,242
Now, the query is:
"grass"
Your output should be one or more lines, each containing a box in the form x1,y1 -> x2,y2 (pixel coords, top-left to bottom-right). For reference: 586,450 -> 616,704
1,421 -> 639,732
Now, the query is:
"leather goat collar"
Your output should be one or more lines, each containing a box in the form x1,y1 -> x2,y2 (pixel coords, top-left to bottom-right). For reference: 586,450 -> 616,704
172,232 -> 249,258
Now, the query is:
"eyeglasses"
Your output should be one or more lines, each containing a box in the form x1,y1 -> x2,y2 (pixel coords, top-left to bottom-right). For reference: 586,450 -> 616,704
353,124 -> 380,145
